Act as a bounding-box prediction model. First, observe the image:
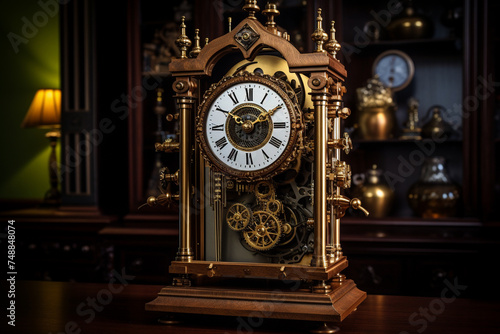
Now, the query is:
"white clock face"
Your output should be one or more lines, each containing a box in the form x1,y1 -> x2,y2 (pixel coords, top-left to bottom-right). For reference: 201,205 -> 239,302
373,50 -> 414,91
205,82 -> 291,172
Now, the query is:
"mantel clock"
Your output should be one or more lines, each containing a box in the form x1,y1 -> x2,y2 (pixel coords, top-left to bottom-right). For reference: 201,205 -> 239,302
146,1 -> 369,330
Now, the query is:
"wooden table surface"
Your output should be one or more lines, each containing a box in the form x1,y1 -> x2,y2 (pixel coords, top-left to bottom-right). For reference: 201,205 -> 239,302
4,280 -> 500,334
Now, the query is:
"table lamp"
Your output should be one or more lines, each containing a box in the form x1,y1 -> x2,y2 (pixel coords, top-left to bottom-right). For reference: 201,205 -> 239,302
21,89 -> 61,204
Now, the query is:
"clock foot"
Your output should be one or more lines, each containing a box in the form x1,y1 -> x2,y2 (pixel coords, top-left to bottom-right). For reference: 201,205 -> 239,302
309,322 -> 340,333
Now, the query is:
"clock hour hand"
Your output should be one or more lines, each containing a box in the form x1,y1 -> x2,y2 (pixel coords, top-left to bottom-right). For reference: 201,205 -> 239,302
227,110 -> 244,125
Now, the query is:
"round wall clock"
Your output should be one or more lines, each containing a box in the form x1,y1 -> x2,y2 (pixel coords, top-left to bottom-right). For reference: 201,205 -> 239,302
196,71 -> 301,181
372,49 -> 414,91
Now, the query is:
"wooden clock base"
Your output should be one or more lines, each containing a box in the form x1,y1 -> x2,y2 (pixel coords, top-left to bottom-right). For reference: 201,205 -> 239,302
145,278 -> 366,324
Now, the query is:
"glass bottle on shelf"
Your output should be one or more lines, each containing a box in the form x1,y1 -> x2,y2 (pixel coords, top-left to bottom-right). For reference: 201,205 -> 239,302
408,156 -> 461,218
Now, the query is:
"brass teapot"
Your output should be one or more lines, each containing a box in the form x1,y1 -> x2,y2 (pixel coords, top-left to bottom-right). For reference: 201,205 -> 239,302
421,105 -> 454,140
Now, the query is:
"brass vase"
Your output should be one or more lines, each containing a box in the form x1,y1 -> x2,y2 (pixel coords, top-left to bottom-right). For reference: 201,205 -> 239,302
353,165 -> 394,218
386,1 -> 434,40
408,157 -> 460,218
358,106 -> 396,140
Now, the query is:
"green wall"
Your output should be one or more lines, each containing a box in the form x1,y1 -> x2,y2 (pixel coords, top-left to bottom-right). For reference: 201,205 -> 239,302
0,1 -> 60,200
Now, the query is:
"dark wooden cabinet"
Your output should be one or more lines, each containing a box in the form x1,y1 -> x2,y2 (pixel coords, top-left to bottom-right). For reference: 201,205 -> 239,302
0,207 -> 116,282
333,0 -> 500,297
339,0 -> 494,220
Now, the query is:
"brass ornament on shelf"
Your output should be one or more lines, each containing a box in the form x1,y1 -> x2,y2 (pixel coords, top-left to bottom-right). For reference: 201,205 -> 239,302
386,1 -> 434,40
356,75 -> 396,140
400,97 -> 422,140
352,165 -> 394,218
421,105 -> 454,140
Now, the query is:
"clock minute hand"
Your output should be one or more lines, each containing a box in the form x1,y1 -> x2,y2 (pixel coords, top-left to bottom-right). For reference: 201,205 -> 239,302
252,105 -> 282,125
268,105 -> 282,116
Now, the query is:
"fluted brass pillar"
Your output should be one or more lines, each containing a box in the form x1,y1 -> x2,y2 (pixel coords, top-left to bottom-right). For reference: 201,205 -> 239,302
332,115 -> 342,259
312,93 -> 328,268
176,96 -> 195,262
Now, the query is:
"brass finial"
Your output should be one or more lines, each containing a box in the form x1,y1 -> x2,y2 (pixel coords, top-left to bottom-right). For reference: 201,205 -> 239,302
175,16 -> 192,59
228,17 -> 232,32
311,9 -> 328,53
189,29 -> 202,58
263,2 -> 280,34
325,21 -> 342,59
243,0 -> 260,19
204,37 -> 209,47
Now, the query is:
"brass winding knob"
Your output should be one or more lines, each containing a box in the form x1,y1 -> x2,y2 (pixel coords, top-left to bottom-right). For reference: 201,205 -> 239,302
343,132 -> 353,154
350,198 -> 369,216
338,107 -> 351,119
140,192 -> 179,209
328,194 -> 370,217
328,132 -> 353,154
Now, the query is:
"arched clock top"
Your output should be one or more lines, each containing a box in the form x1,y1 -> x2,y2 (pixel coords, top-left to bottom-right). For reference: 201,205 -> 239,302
168,8 -> 346,80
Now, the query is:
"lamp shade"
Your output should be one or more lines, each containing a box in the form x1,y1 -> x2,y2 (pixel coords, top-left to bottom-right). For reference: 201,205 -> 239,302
21,89 -> 61,128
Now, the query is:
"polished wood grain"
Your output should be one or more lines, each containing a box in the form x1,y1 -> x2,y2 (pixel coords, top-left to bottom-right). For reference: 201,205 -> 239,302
9,281 -> 500,334
168,257 -> 348,281
146,279 -> 365,323
168,16 -> 347,79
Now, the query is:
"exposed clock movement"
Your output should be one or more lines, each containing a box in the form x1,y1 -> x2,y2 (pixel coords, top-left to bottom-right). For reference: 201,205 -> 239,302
145,1 -> 369,331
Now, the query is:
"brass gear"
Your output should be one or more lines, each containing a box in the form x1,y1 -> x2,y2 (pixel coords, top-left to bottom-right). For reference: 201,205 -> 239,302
226,203 -> 252,231
266,199 -> 282,214
254,180 -> 274,201
278,207 -> 298,246
243,211 -> 282,251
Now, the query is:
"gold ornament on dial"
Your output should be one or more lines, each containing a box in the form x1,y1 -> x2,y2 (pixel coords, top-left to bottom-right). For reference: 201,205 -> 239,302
197,72 -> 301,181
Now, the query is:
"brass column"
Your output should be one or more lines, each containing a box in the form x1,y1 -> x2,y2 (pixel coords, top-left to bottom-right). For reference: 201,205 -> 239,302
312,93 -> 328,268
333,115 -> 342,259
176,96 -> 195,262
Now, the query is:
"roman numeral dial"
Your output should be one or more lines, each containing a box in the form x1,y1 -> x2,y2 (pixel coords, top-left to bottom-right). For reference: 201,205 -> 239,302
197,73 -> 301,180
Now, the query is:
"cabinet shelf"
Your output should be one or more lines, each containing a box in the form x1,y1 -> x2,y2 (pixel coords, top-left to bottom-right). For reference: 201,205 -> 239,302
142,71 -> 171,77
342,37 -> 461,49
353,138 -> 462,145
342,216 -> 481,227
